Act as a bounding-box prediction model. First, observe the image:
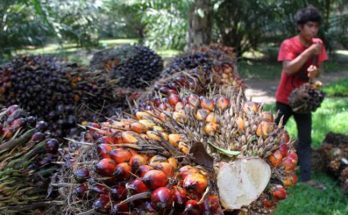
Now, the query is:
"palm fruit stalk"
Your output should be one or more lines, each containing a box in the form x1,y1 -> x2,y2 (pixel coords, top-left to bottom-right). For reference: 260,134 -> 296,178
52,89 -> 297,214
0,105 -> 63,213
315,132 -> 348,194
288,80 -> 325,113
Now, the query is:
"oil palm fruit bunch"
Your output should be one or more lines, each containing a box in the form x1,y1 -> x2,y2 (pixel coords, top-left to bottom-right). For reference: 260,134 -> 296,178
316,132 -> 348,194
288,80 -> 325,113
54,89 -> 297,214
0,56 -> 116,137
0,105 -> 62,213
162,44 -> 236,76
90,45 -> 163,89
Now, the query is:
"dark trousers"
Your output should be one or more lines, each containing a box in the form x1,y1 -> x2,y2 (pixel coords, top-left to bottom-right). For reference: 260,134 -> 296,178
275,102 -> 312,182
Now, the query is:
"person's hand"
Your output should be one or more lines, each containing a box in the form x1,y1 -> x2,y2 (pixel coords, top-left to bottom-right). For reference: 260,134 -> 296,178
308,43 -> 321,55
307,64 -> 319,79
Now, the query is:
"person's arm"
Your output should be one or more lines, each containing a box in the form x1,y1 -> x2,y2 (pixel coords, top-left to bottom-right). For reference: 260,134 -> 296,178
282,43 -> 322,75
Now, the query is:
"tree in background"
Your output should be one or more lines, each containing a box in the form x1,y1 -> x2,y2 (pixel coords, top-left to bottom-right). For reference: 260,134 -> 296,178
187,0 -> 213,49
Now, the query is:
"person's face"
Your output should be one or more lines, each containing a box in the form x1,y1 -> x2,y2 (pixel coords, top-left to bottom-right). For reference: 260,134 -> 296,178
298,21 -> 320,41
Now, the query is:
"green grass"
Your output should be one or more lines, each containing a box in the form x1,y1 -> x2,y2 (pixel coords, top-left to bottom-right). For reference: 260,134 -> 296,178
275,172 -> 348,215
323,77 -> 348,97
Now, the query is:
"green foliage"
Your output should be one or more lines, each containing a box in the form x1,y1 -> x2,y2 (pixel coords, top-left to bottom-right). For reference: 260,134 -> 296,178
323,77 -> 348,97
0,0 -> 52,56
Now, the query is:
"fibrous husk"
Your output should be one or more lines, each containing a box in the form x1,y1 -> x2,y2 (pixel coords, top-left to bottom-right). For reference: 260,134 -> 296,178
217,158 -> 271,210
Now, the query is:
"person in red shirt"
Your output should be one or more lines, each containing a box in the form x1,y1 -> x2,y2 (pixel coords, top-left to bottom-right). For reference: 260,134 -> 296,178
275,5 -> 328,188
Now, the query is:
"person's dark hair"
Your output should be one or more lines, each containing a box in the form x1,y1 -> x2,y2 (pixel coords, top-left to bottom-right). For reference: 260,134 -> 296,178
294,5 -> 322,25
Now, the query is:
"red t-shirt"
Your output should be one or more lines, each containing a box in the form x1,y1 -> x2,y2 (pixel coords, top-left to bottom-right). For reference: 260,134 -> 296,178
275,36 -> 328,104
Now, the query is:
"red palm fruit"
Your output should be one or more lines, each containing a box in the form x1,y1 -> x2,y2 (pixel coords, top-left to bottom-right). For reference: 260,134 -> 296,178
74,183 -> 88,198
152,162 -> 174,177
130,154 -> 148,172
126,179 -> 149,194
130,122 -> 147,134
91,184 -> 108,194
184,199 -> 203,215
136,165 -> 154,177
152,98 -> 161,107
195,109 -> 210,121
109,148 -> 132,164
279,143 -> 289,157
143,170 -> 168,190
261,111 -> 274,122
271,185 -> 287,200
101,136 -> 114,144
151,187 -> 174,210
121,131 -> 138,143
179,166 -> 199,179
200,97 -> 215,111
110,184 -> 127,200
261,196 -> 275,208
93,194 -> 111,213
168,93 -> 181,107
183,173 -> 208,195
216,96 -> 230,111
173,186 -> 187,207
95,158 -> 116,176
282,173 -> 298,187
288,152 -> 298,164
74,167 -> 90,183
45,138 -> 60,154
281,157 -> 297,172
97,144 -> 112,159
203,194 -> 222,214
268,150 -> 283,167
31,132 -> 45,142
113,162 -> 131,180
2,128 -> 13,139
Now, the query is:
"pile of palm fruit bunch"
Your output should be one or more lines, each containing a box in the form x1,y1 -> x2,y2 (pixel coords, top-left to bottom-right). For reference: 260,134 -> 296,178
315,132 -> 348,194
0,105 -> 63,213
0,55 -> 116,137
52,45 -> 298,215
288,80 -> 325,113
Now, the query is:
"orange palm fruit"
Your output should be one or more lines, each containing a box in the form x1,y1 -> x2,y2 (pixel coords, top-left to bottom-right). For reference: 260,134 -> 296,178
216,96 -> 230,111
109,148 -> 132,164
183,173 -> 208,194
143,170 -> 168,190
121,131 -> 138,143
168,134 -> 182,147
130,122 -> 147,134
200,97 -> 215,111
